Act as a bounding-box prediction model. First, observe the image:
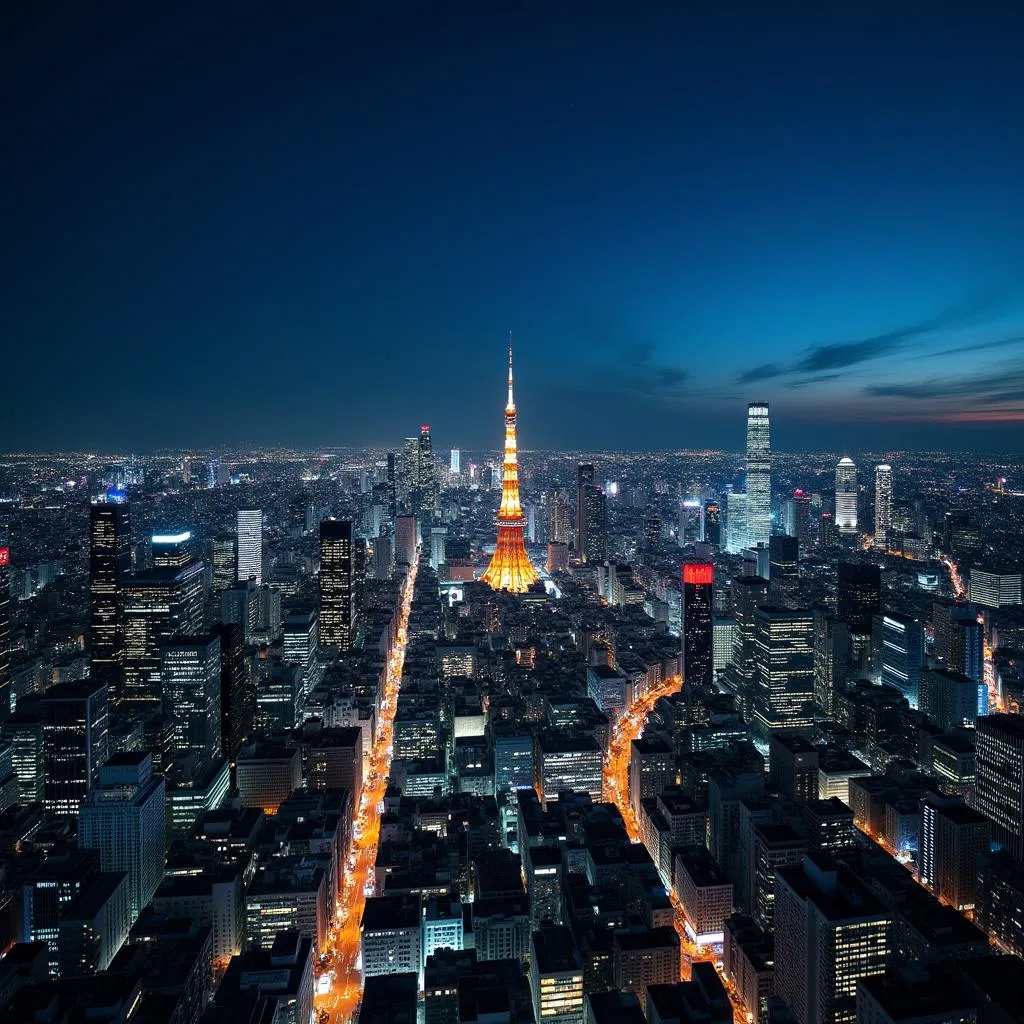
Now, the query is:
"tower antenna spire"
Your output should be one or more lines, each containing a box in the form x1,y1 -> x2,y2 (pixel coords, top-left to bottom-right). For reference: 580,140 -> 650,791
482,341 -> 538,593
507,333 -> 515,409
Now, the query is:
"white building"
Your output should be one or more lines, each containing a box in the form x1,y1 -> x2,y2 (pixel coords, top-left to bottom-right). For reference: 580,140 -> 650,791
236,508 -> 263,585
874,464 -> 893,548
361,895 -> 422,980
835,458 -> 858,536
745,403 -> 772,549
422,895 -> 464,971
78,752 -> 166,922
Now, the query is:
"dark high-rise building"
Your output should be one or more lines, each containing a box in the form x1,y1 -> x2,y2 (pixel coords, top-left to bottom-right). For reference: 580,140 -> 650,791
0,543 -> 10,720
122,561 -> 205,704
211,533 -> 236,594
837,562 -> 880,636
703,501 -> 721,546
752,607 -> 815,737
682,562 -> 714,691
18,678 -> 110,818
813,614 -> 849,717
386,451 -> 398,516
576,463 -> 595,557
151,530 -> 193,568
875,612 -> 925,707
581,486 -> 607,564
975,714 -> 1024,862
89,501 -> 132,701
948,610 -> 984,684
161,633 -> 222,761
418,424 -> 439,519
319,519 -> 355,651
212,622 -> 247,764
722,575 -> 770,720
819,511 -> 836,548
769,535 -> 799,605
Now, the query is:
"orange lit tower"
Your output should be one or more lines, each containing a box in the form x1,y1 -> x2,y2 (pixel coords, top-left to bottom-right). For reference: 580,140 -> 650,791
482,346 -> 539,593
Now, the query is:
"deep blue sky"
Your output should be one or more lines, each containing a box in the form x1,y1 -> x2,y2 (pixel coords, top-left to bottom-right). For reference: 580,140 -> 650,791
4,4 -> 1024,453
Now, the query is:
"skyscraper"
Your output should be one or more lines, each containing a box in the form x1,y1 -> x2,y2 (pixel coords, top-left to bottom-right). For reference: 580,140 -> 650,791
874,464 -> 893,548
837,562 -> 880,636
547,490 -> 572,545
78,752 -> 166,921
813,614 -> 849,717
876,612 -> 924,707
122,560 -> 205,703
211,533 -> 236,593
682,562 -> 714,691
581,485 -> 607,564
725,490 -> 748,554
482,347 -> 539,593
18,678 -> 110,818
703,500 -> 722,546
319,519 -> 355,651
0,543 -> 10,720
236,509 -> 263,585
212,622 -> 247,765
752,606 -> 816,736
722,575 -> 769,719
161,633 -> 222,761
975,714 -> 1024,861
450,448 -> 460,474
783,489 -> 812,548
745,403 -> 771,549
576,464 -> 595,556
90,501 -> 132,701
151,530 -> 192,568
418,424 -> 439,518
835,458 -> 858,536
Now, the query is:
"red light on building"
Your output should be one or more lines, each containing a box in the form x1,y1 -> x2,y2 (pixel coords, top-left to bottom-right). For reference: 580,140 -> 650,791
683,562 -> 713,585
421,424 -> 430,433
0,548 -> 8,567
793,488 -> 805,496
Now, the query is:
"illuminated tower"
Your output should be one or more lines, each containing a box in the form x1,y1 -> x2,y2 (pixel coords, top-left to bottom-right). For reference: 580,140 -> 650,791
835,457 -> 858,535
745,402 -> 771,548
874,463 -> 893,548
682,562 -> 714,691
482,346 -> 539,593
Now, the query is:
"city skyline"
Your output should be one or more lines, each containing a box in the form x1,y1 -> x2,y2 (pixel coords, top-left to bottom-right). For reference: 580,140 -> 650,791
5,8 -> 1024,452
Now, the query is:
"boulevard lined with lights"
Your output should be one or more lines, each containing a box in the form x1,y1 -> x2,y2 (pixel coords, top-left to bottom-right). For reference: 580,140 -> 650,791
315,556 -> 420,1024
604,675 -> 745,1022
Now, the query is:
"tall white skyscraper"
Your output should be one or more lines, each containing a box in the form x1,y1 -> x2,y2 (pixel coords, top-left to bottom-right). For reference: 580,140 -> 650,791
835,458 -> 858,536
725,490 -> 748,554
745,403 -> 771,549
875,463 -> 893,548
450,448 -> 460,473
236,509 -> 263,584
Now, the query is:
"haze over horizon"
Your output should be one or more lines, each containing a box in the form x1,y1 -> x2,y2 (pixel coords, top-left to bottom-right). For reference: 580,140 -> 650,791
5,6 -> 1024,452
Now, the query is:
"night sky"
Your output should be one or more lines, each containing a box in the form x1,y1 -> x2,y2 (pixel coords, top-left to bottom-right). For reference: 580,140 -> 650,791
5,5 -> 1024,453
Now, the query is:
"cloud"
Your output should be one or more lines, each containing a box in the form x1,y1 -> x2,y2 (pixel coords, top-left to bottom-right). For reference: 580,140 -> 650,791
571,328 -> 692,399
783,373 -> 844,390
736,363 -> 787,384
932,333 -> 1024,358
863,365 -> 1024,403
734,289 -> 1019,385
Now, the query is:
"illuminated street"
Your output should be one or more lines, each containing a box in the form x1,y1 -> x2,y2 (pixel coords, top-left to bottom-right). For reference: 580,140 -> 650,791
601,676 -> 699,966
604,674 -> 745,1021
315,556 -> 420,1024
